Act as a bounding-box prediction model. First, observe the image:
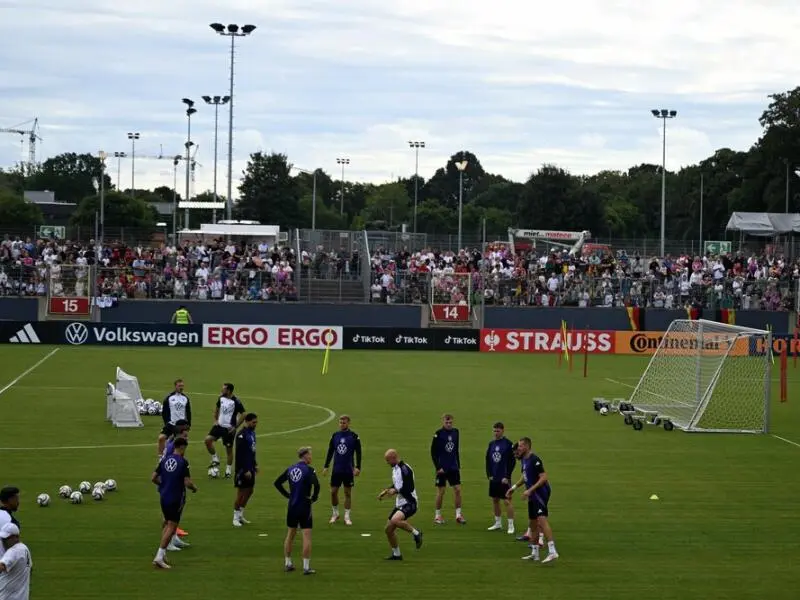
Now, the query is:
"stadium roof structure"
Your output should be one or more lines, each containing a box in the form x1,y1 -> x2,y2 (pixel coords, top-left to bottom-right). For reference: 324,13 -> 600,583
725,212 -> 800,236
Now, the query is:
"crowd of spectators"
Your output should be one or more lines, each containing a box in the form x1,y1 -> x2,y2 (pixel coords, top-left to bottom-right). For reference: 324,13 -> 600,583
0,233 -> 797,311
368,244 -> 797,311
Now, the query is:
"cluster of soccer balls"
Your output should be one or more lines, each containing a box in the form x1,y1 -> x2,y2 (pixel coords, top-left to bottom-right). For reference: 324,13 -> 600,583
36,479 -> 117,507
137,398 -> 162,417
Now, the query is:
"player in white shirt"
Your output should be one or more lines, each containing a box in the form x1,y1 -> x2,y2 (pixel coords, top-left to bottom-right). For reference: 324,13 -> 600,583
157,379 -> 192,457
378,449 -> 423,561
0,487 -> 20,562
204,383 -> 246,478
0,524 -> 31,600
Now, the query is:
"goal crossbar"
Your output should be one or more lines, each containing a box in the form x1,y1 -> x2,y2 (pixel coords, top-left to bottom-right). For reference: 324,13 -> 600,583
627,319 -> 771,434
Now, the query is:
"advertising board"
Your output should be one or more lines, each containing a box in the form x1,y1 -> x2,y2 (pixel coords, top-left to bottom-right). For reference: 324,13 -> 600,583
343,328 -> 479,351
202,324 -> 342,350
0,321 -> 202,347
479,329 -> 615,353
614,331 -> 749,356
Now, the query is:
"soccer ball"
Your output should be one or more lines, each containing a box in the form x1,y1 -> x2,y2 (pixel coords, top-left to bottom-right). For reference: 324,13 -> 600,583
599,406 -> 609,416
36,493 -> 50,507
92,488 -> 105,501
69,491 -> 83,504
105,479 -> 117,492
147,406 -> 158,416
93,481 -> 106,491
208,467 -> 220,479
58,485 -> 72,498
78,481 -> 92,494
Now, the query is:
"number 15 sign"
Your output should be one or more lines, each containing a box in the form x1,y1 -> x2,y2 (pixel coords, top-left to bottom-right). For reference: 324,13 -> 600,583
48,297 -> 91,316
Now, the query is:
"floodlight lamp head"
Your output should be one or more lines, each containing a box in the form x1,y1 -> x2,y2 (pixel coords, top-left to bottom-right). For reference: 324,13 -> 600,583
213,96 -> 221,103
98,150 -> 107,160
202,95 -> 212,103
187,107 -> 197,117
227,24 -> 239,33
660,109 -> 669,117
210,22 -> 225,33
651,109 -> 660,117
182,98 -> 194,107
242,24 -> 256,34
669,110 -> 677,117
92,178 -> 99,191
455,160 -> 468,171
222,96 -> 231,103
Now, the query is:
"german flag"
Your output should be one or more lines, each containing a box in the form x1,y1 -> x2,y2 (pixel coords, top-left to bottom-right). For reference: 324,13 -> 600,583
626,306 -> 640,331
720,308 -> 736,325
686,307 -> 700,320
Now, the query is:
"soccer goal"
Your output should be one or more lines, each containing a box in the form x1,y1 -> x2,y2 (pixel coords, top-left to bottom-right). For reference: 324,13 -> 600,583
106,368 -> 144,428
626,319 -> 771,433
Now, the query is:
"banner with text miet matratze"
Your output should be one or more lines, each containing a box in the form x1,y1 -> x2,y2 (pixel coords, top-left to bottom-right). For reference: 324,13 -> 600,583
614,331 -> 749,356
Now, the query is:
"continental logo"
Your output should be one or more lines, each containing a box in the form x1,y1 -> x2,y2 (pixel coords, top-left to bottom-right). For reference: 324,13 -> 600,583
615,332 -> 749,356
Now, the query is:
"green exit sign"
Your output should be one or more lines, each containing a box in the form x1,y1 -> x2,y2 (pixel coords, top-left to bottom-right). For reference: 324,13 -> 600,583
704,241 -> 732,255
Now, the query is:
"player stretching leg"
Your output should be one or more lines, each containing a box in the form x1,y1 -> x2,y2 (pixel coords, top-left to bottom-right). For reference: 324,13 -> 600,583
205,383 -> 245,478
379,449 -> 423,560
157,379 -> 191,458
430,414 -> 465,524
151,438 -> 197,569
161,420 -> 190,547
322,415 -> 362,525
507,437 -> 558,563
485,422 -> 516,534
233,413 -> 258,527
274,447 -> 320,575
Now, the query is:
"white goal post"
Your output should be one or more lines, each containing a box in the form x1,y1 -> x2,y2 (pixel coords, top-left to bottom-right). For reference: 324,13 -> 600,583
106,367 -> 144,428
627,319 -> 771,433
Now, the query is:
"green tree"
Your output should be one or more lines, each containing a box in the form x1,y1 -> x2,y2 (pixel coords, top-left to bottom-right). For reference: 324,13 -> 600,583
26,152 -> 111,204
425,151 -> 487,210
0,188 -> 44,228
758,87 -> 800,168
237,152 -> 302,228
361,182 -> 411,225
70,191 -> 158,228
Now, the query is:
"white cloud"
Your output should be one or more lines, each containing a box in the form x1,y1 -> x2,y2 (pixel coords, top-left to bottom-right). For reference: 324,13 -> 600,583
0,0 -> 798,201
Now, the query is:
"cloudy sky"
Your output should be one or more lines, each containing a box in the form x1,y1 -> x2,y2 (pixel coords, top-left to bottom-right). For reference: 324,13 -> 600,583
1,0 -> 798,199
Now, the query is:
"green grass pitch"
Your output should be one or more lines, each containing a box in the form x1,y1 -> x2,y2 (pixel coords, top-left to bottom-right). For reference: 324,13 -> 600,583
1,346 -> 799,599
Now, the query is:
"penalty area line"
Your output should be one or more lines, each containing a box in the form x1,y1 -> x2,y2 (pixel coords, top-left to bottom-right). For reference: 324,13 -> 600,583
605,377 -> 800,449
0,348 -> 60,397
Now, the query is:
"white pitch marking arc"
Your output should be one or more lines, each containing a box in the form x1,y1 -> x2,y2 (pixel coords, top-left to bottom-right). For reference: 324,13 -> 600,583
0,386 -> 336,451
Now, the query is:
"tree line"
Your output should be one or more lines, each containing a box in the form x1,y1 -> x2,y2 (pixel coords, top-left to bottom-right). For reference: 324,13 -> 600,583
2,86 -> 800,240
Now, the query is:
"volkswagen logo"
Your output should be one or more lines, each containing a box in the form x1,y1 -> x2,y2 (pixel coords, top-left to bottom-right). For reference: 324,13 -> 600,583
64,322 -> 89,345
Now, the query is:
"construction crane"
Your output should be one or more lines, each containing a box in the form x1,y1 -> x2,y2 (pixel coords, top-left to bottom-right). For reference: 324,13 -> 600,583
0,117 -> 41,170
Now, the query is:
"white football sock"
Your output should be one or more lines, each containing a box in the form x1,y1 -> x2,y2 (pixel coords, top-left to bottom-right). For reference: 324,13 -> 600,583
456,508 -> 463,517
435,509 -> 442,518
548,541 -> 556,553
532,545 -> 540,559
156,548 -> 166,561
332,506 -> 339,516
411,528 -> 420,536
344,509 -> 351,519
392,546 -> 401,557
284,556 -> 292,567
212,454 -> 219,462
225,465 -> 232,473
494,516 -> 502,525
303,558 -> 310,570
234,509 -> 242,519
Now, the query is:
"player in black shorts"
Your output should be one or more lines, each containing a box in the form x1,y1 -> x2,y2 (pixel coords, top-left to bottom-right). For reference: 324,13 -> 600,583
379,449 -> 423,560
274,447 -> 320,575
157,379 -> 191,457
507,437 -> 559,563
485,422 -> 517,534
322,415 -> 362,525
430,414 -> 465,524
204,383 -> 245,478
232,413 -> 258,527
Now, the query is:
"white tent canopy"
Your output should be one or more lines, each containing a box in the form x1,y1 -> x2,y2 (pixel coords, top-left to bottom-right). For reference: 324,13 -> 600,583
725,212 -> 800,236
178,223 -> 284,244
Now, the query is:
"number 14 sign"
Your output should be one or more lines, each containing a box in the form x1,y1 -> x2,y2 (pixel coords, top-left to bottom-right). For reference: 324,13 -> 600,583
431,304 -> 469,321
48,297 -> 91,316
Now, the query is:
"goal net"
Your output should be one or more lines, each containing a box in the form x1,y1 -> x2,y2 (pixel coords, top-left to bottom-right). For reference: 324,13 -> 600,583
627,319 -> 771,433
106,368 -> 144,428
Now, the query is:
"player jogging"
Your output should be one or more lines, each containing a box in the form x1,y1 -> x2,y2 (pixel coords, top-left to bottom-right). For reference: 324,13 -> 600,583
151,437 -> 197,569
507,437 -> 559,563
378,449 -> 423,560
274,447 -> 320,575
157,379 -> 192,457
0,523 -> 31,600
233,413 -> 258,527
430,413 -> 465,524
161,420 -> 191,543
485,422 -> 516,534
322,415 -> 362,525
205,383 -> 245,478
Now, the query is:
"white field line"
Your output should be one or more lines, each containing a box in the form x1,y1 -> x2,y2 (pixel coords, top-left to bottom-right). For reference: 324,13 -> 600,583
0,387 -> 335,451
0,348 -> 60,397
604,377 -> 800,449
